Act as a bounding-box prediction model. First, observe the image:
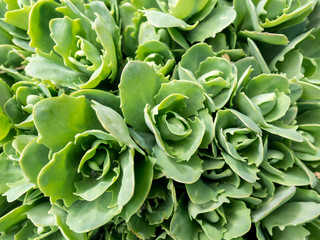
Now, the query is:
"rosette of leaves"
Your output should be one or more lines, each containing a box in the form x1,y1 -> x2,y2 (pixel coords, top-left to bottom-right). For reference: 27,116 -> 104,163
213,109 -> 263,183
99,178 -> 177,239
120,61 -> 214,184
135,40 -> 175,76
233,73 -> 303,142
25,0 -> 121,89
162,191 -> 251,240
2,80 -> 56,132
252,187 -> 320,239
0,0 -> 35,81
261,137 -> 317,187
120,1 -> 172,60
29,94 -> 154,233
269,27 -> 320,81
291,100 -> 320,170
178,43 -> 238,111
134,0 -> 236,48
234,0 -> 317,45
0,200 -> 87,239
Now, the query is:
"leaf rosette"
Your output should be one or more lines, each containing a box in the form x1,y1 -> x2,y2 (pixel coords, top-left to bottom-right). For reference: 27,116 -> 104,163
253,187 -> 320,239
133,0 -> 236,47
120,61 -> 213,183
261,138 -> 317,187
25,0 -> 121,89
2,81 -> 56,131
291,101 -> 320,168
269,27 -> 320,82
213,109 -> 263,183
234,0 -> 317,33
233,73 -> 303,142
30,94 -> 154,233
136,40 -> 175,76
0,0 -> 34,80
178,43 -> 238,112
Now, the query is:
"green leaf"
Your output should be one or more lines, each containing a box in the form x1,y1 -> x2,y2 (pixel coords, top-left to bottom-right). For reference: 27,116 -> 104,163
28,0 -> 63,53
239,31 -> 289,45
33,95 -> 102,154
38,142 -> 83,207
187,6 -> 236,43
155,80 -> 206,118
25,51 -> 88,89
119,61 -> 167,132
0,204 -> 32,233
170,198 -> 200,240
0,153 -> 24,194
248,38 -> 271,74
272,225 -> 311,240
186,179 -> 220,204
66,192 -> 118,233
127,214 -> 156,239
92,101 -> 143,154
153,145 -> 203,183
252,186 -> 296,222
143,10 -> 198,30
27,202 -> 55,227
117,149 -> 135,208
119,156 -> 155,221
20,138 -> 49,187
222,151 -> 259,183
223,200 -> 251,239
49,205 -> 87,240
262,202 -> 320,235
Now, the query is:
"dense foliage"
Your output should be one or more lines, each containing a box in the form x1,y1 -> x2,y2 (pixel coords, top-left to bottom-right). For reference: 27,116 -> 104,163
1,0 -> 320,239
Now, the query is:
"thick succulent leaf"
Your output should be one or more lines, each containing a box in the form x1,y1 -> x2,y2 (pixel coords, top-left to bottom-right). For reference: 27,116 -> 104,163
234,0 -> 262,31
170,198 -> 200,240
74,165 -> 120,201
4,177 -> 34,202
70,89 -> 121,114
262,201 -> 320,235
38,142 -> 83,207
186,6 -> 236,43
92,101 -> 143,154
33,95 -> 102,154
186,178 -> 220,204
66,192 -> 118,233
155,80 -> 206,118
25,50 -> 88,89
252,186 -> 296,222
28,0 -> 63,53
180,43 -> 215,73
19,138 -> 49,187
120,156 -> 155,221
269,30 -> 313,71
0,204 -> 32,233
222,151 -> 259,183
239,31 -> 289,45
49,205 -> 87,240
127,214 -> 156,239
0,153 -> 24,194
223,200 -> 251,240
272,225 -> 311,240
119,61 -> 167,132
26,202 -> 56,227
247,38 -> 271,74
153,145 -> 203,184
143,10 -> 198,30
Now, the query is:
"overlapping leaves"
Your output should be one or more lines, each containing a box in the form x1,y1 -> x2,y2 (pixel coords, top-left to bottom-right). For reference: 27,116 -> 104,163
1,0 -> 320,239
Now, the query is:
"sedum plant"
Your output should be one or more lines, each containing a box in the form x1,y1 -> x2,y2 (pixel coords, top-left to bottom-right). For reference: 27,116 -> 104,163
1,0 -> 320,239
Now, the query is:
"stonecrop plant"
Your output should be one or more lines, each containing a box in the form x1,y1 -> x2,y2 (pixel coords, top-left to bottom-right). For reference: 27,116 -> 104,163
1,0 -> 320,239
